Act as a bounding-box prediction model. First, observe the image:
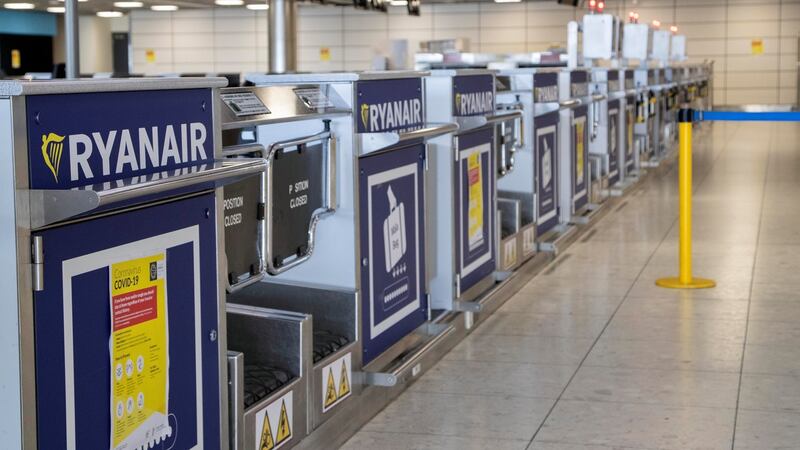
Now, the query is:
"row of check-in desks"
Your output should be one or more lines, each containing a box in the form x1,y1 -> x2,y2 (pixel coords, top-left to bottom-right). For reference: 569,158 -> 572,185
0,63 -> 710,450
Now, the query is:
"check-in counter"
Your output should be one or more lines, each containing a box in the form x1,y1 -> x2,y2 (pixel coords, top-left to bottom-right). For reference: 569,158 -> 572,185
558,68 -> 604,225
241,71 -> 458,423
495,68 -> 577,255
424,69 -> 522,317
0,78 -> 266,449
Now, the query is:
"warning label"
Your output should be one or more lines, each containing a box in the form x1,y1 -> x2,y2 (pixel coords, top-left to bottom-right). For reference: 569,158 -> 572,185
254,391 -> 293,450
321,352 -> 351,413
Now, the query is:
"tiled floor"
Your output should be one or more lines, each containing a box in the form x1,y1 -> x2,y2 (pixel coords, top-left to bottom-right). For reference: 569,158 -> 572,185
341,122 -> 800,450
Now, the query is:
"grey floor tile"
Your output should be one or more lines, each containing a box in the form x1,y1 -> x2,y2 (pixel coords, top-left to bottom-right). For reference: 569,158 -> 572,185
743,344 -> 800,376
501,292 -> 623,317
361,391 -> 553,441
445,333 -> 595,366
584,335 -> 743,373
627,277 -> 752,301
739,373 -> 800,413
474,311 -> 609,339
746,320 -> 800,346
528,442 -> 658,450
615,296 -> 749,321
748,300 -> 800,322
602,315 -> 747,344
534,399 -> 734,449
408,359 -> 574,399
341,431 -> 529,450
750,282 -> 800,302
733,409 -> 800,449
521,276 -> 633,298
562,366 -> 740,409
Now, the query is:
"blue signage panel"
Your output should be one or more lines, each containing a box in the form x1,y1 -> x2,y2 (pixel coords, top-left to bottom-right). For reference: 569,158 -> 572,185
534,72 -> 559,103
572,105 -> 589,211
608,99 -> 621,186
455,126 -> 495,294
535,111 -> 559,236
358,143 -> 427,364
33,193 -> 220,450
452,74 -> 495,117
355,78 -> 424,133
27,89 -> 214,190
625,96 -> 636,171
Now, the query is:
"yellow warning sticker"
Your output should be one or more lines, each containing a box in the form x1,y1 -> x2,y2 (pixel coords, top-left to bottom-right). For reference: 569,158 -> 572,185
321,352 -> 352,413
109,253 -> 171,450
254,390 -> 293,450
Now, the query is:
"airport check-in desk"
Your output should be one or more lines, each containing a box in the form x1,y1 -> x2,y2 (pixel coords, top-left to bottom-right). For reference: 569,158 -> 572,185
633,67 -> 661,167
240,71 -> 459,436
0,78 -> 268,449
558,68 -> 604,225
424,69 -> 523,317
495,68 -> 577,255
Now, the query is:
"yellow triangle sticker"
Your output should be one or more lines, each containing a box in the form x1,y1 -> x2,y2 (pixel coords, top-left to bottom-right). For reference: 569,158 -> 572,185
259,410 -> 275,450
338,360 -> 350,398
324,367 -> 338,408
276,399 -> 292,444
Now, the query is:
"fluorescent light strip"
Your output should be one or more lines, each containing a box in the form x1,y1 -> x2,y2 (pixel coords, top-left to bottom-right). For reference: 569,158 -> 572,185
97,10 -> 123,17
389,0 -> 407,5
215,0 -> 244,5
114,1 -> 143,7
494,0 -> 522,3
151,4 -> 177,10
47,5 -> 65,12
4,2 -> 35,9
245,3 -> 268,9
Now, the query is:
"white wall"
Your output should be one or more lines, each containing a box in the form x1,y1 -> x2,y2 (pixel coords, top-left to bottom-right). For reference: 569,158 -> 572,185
130,0 -> 800,106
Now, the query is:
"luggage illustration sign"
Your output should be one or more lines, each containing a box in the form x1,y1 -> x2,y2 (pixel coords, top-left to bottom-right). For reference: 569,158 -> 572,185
359,144 -> 426,363
535,112 -> 559,235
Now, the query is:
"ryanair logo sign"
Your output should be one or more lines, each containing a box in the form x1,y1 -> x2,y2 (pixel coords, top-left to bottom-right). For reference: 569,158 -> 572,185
356,78 -> 424,133
27,89 -> 214,189
37,123 -> 208,186
41,132 -> 65,182
452,74 -> 494,117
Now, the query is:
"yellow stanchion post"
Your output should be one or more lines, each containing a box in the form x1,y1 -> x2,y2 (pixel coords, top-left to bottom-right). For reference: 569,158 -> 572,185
656,108 -> 716,289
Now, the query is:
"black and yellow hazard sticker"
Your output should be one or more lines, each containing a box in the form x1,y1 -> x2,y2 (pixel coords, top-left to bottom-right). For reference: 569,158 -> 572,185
255,391 -> 293,450
321,352 -> 352,413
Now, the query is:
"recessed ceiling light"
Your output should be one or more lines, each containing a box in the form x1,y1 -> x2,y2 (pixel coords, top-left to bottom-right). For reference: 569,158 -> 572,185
4,3 -> 35,9
494,0 -> 521,3
151,4 -> 177,10
114,1 -> 142,7
389,0 -> 407,5
58,0 -> 90,3
47,5 -> 65,12
215,0 -> 244,5
245,3 -> 268,9
97,10 -> 123,17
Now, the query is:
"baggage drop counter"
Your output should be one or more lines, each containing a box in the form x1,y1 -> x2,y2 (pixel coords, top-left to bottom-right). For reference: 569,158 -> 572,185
616,68 -> 642,190
586,67 -> 614,204
0,78 -> 267,449
216,84 -> 348,450
242,72 -> 460,445
636,68 -> 665,168
495,68 -> 577,255
424,69 -> 522,319
558,69 -> 604,225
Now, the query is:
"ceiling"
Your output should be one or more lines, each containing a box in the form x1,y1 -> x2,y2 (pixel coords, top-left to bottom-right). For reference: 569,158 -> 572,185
10,0 -> 573,15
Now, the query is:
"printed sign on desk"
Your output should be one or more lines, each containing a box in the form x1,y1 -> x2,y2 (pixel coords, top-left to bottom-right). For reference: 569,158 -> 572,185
535,111 -> 559,236
359,143 -> 427,364
26,89 -> 214,190
355,78 -> 423,134
33,194 -> 219,449
455,127 -> 495,295
608,99 -> 620,186
572,105 -> 589,212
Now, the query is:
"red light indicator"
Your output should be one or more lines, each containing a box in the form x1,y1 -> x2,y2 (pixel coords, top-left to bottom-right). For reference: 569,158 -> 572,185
670,25 -> 678,33
597,1 -> 604,11
652,19 -> 661,28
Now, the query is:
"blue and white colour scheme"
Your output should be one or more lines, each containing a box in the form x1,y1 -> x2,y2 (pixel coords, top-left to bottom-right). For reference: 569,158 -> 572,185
356,78 -> 424,134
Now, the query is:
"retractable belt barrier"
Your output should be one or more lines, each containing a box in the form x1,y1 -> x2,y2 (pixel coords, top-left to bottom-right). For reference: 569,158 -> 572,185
656,107 -> 793,289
